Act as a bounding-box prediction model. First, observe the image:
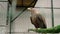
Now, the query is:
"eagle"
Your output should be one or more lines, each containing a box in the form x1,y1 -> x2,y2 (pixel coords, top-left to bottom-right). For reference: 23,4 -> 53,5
28,8 -> 47,29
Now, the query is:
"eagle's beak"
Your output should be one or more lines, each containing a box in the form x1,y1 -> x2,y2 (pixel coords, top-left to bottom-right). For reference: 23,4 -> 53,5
27,8 -> 32,11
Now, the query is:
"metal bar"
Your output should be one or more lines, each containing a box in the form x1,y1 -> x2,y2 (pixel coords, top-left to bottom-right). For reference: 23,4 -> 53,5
6,2 -> 9,25
16,6 -> 60,9
8,0 -> 12,4
36,7 -> 60,9
0,25 -> 7,27
33,0 -> 38,7
11,0 -> 36,22
9,5 -> 12,34
33,7 -> 60,9
51,0 -> 54,27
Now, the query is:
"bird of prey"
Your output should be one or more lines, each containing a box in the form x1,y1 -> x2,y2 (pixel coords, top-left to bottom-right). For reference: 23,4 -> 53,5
28,8 -> 47,29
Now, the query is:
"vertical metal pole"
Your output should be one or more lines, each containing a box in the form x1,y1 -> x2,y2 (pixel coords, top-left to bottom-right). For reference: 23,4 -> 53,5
51,0 -> 54,27
10,9 -> 12,34
9,0 -> 17,34
51,0 -> 59,34
33,0 -> 38,7
6,1 -> 9,25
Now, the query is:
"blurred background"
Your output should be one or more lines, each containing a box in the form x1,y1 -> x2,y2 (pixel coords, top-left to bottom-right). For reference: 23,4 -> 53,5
0,0 -> 60,34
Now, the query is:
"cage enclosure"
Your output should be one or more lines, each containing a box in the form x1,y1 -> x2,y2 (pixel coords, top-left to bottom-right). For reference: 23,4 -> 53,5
9,0 -> 38,7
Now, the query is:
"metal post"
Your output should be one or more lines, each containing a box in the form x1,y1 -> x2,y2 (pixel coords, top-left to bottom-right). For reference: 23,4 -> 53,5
6,1 -> 9,25
51,0 -> 54,27
9,0 -> 17,34
33,0 -> 38,7
51,0 -> 59,34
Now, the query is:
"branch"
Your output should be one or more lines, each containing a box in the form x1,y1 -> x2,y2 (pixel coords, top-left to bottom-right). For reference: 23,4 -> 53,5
28,25 -> 60,33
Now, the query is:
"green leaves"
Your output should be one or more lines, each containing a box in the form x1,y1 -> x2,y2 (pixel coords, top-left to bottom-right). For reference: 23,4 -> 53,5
28,25 -> 60,33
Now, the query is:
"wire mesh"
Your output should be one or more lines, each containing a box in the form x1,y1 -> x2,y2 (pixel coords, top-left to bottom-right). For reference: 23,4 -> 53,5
0,0 -> 60,34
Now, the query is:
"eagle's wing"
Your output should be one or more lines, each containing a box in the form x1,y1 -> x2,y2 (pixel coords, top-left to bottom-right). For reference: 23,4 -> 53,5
37,14 -> 47,28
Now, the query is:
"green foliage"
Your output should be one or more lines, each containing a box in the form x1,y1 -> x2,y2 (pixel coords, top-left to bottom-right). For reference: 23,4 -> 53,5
28,25 -> 60,33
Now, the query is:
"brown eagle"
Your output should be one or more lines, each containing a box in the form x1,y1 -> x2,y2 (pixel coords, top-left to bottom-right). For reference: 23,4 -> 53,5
28,8 -> 47,29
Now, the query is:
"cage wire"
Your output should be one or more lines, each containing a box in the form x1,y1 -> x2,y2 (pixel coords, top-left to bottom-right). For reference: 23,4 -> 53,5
0,0 -> 60,34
